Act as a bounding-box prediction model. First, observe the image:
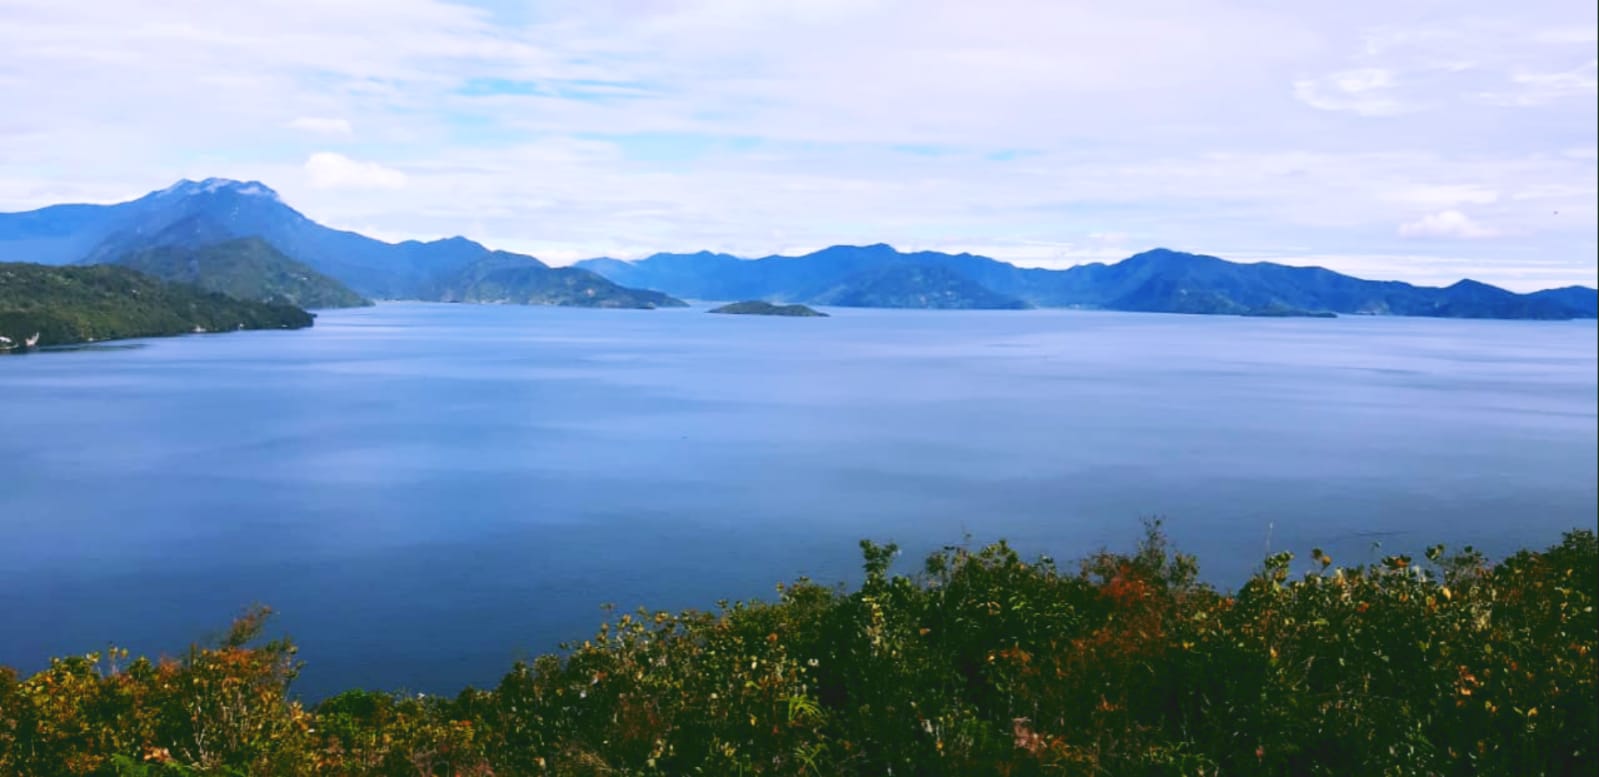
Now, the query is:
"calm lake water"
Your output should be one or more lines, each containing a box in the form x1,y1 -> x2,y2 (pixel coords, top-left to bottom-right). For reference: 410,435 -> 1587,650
1,303 -> 1594,698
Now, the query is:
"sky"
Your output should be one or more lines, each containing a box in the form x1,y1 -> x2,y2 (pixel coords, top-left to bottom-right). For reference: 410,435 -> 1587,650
0,0 -> 1595,291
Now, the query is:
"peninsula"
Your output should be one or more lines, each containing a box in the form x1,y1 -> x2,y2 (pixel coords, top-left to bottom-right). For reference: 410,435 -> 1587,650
0,262 -> 313,350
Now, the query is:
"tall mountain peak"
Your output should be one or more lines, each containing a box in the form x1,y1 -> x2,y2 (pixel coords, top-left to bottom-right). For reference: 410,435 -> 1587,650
1127,247 -> 1184,261
155,178 -> 281,201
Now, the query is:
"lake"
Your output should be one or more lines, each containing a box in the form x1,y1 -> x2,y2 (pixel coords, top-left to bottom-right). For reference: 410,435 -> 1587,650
1,303 -> 1594,699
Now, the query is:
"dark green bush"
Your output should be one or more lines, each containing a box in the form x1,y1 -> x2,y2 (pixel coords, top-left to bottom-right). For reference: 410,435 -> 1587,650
2,526 -> 1593,775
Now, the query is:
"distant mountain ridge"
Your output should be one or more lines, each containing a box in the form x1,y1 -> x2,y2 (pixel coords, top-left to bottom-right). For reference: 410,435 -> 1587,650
0,179 -> 684,309
811,263 -> 1030,309
2,181 -> 1590,319
577,246 -> 1598,320
112,237 -> 371,309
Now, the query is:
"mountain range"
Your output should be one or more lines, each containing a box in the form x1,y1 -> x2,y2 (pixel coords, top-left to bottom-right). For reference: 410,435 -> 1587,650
577,244 -> 1598,319
0,179 -> 684,309
1,179 -> 1592,320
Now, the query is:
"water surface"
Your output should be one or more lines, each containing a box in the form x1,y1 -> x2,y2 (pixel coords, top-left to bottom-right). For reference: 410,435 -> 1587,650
2,303 -> 1594,698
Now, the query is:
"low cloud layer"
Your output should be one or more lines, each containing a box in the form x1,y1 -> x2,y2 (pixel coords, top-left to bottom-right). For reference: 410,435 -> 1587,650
1400,210 -> 1501,239
305,152 -> 408,190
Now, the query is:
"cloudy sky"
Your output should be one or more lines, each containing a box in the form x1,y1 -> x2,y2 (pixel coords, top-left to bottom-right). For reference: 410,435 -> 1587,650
1,0 -> 1594,290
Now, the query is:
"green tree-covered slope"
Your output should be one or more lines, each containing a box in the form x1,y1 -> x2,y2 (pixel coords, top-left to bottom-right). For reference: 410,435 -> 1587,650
113,237 -> 371,309
429,254 -> 688,308
0,262 -> 312,350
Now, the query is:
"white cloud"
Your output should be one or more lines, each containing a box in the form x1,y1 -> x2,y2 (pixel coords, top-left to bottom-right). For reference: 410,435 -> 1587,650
1333,68 -> 1397,93
1292,70 -> 1411,116
0,0 -> 1593,289
1511,183 -> 1598,200
287,117 -> 353,135
1381,184 -> 1499,208
1533,26 -> 1599,45
1300,20 -> 1599,115
1483,59 -> 1599,106
1398,210 -> 1500,239
304,152 -> 406,190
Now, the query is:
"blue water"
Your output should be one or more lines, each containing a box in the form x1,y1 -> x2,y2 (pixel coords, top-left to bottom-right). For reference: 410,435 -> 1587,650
1,303 -> 1594,699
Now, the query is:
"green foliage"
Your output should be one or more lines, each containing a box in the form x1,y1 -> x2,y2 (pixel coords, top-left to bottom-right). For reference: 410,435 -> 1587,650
1,528 -> 1594,775
429,257 -> 687,309
0,606 -> 314,776
708,301 -> 829,317
811,263 -> 1031,310
113,238 -> 372,310
0,262 -> 313,349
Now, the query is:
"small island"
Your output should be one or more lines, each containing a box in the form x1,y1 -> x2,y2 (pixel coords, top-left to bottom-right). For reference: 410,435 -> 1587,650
708,300 -> 829,317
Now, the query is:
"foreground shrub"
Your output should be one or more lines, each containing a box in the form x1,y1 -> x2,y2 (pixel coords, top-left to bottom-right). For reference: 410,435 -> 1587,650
1,525 -> 1593,775
0,607 -> 313,776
